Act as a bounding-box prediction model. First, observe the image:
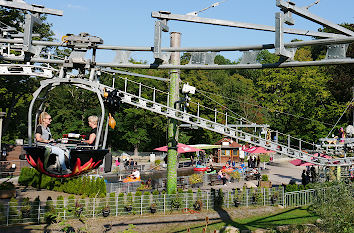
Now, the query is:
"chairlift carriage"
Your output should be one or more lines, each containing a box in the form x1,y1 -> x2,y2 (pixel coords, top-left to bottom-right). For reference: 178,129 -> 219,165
23,72 -> 114,178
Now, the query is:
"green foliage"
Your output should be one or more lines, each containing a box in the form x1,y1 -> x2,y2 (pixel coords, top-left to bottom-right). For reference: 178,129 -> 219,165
133,191 -> 142,212
261,174 -> 269,181
310,181 -> 354,233
66,195 -> 76,218
109,192 -> 116,216
125,192 -> 133,207
118,192 -> 125,214
142,191 -> 150,212
214,189 -> 224,209
18,169 -> 106,197
188,173 -> 203,184
9,197 -> 20,224
170,193 -> 182,210
0,203 -> 5,224
44,197 -> 57,224
0,181 -> 15,190
154,159 -> 161,166
31,196 -> 40,223
56,196 -> 64,219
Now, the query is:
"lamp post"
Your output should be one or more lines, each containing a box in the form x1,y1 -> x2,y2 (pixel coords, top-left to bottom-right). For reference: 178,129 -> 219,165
0,112 -> 6,155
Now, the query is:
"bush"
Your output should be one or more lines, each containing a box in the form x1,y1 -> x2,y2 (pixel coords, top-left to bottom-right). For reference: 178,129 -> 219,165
0,203 -> 5,224
310,181 -> 353,233
19,169 -> 107,197
134,191 -> 142,212
0,181 -> 15,190
44,197 -> 57,223
214,189 -> 224,209
56,196 -> 64,219
9,197 -> 20,224
117,193 -> 125,214
188,173 -> 203,184
143,191 -> 150,212
31,196 -> 40,223
109,192 -> 116,216
261,174 -> 268,181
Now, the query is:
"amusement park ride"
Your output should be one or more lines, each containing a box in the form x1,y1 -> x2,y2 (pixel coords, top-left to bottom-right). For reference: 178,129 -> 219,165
0,0 -> 353,178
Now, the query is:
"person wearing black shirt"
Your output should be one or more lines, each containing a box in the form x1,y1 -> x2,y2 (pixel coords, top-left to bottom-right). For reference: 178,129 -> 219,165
82,116 -> 98,146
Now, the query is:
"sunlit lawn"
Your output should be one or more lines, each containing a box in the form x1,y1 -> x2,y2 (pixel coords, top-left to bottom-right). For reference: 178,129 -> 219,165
172,206 -> 318,233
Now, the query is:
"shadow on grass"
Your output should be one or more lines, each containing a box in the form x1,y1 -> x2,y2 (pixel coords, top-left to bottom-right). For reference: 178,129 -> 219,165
174,206 -> 317,233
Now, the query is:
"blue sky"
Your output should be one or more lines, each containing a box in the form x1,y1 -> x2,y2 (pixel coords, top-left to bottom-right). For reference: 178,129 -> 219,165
28,0 -> 353,63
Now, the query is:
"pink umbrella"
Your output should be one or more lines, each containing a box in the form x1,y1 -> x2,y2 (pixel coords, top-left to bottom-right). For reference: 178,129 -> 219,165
154,143 -> 204,153
313,153 -> 332,159
290,159 -> 315,166
243,146 -> 274,153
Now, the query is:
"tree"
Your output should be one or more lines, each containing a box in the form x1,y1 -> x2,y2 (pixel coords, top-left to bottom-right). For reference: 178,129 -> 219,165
0,7 -> 54,144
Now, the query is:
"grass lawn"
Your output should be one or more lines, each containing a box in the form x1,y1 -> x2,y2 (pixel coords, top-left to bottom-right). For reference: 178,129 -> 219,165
173,206 -> 318,232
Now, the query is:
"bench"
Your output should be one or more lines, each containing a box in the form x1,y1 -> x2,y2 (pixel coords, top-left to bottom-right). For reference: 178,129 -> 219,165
209,174 -> 223,186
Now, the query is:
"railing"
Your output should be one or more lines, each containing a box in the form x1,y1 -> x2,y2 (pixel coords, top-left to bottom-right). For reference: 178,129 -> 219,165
284,189 -> 316,208
0,187 -> 285,226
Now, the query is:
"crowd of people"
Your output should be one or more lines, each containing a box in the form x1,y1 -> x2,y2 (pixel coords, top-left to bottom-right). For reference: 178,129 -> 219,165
301,166 -> 317,186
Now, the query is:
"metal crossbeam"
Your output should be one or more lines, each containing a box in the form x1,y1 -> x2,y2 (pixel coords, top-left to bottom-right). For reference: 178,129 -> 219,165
0,0 -> 63,16
276,0 -> 354,37
151,11 -> 346,38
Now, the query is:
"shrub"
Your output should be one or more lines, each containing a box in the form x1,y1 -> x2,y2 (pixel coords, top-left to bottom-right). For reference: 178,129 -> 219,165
31,196 -> 41,223
109,192 -> 116,216
133,191 -> 142,212
0,181 -> 15,190
125,193 -> 133,208
0,203 -> 5,224
310,181 -> 353,233
9,197 -> 20,224
214,189 -> 224,209
188,173 -> 203,184
117,193 -> 125,214
143,191 -> 150,212
66,195 -> 76,218
187,189 -> 194,208
261,174 -> 268,181
20,197 -> 32,220
155,159 -> 161,166
44,197 -> 57,223
56,196 -> 64,219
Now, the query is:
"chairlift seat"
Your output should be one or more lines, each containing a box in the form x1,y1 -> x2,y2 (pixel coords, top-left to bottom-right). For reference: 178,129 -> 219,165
24,145 -> 108,178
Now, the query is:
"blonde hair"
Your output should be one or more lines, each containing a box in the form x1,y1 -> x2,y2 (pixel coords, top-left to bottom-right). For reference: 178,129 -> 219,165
88,115 -> 98,126
39,112 -> 50,125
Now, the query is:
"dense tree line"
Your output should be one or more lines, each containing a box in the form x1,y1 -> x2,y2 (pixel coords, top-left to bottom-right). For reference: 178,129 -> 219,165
0,7 -> 353,153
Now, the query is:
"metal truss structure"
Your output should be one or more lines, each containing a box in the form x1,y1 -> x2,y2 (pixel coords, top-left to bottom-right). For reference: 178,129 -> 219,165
0,0 -> 353,166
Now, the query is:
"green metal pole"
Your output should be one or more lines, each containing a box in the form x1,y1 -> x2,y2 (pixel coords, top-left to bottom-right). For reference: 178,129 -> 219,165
167,32 -> 181,194
337,166 -> 341,181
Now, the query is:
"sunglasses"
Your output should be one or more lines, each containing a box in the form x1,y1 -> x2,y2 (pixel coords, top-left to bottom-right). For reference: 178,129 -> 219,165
45,118 -> 52,120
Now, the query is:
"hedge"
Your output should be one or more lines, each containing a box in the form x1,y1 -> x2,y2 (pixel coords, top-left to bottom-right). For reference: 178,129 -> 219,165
19,167 -> 106,197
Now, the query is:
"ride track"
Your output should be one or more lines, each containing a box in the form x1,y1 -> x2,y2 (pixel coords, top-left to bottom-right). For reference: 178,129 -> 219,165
0,0 -> 353,172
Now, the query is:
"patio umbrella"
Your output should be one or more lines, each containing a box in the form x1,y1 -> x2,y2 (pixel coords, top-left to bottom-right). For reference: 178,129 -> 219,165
154,143 -> 204,153
289,159 -> 315,166
243,146 -> 274,153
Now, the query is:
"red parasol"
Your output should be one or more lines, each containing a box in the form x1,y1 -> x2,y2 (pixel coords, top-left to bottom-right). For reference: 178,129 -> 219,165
154,143 -> 204,153
243,146 -> 274,153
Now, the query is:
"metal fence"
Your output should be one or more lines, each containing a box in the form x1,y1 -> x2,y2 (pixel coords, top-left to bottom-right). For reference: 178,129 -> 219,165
284,189 -> 316,208
0,187 -> 286,226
